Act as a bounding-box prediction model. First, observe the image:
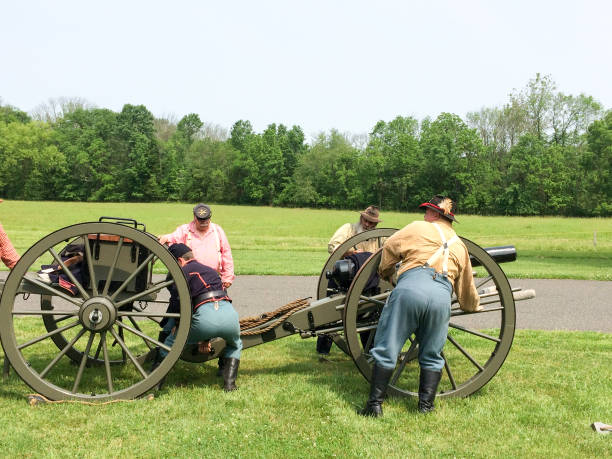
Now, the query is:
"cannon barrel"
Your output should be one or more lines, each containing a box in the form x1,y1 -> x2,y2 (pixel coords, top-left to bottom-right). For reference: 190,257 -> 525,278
327,245 -> 518,290
473,245 -> 517,267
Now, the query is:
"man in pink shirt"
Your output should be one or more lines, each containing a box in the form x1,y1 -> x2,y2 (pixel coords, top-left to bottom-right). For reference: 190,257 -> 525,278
0,199 -> 21,269
159,203 -> 235,288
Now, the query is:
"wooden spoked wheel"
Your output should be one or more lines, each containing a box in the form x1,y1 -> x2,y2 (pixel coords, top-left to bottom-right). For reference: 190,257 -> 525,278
317,228 -> 397,300
0,222 -> 191,401
40,294 -> 128,366
315,228 -> 396,355
343,238 -> 516,398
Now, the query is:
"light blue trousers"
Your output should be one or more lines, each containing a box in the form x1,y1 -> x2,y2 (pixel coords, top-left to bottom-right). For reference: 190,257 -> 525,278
161,300 -> 243,360
370,266 -> 452,371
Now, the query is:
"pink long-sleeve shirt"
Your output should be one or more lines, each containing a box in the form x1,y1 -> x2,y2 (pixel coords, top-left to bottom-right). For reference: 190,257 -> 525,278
162,221 -> 235,284
0,222 -> 20,269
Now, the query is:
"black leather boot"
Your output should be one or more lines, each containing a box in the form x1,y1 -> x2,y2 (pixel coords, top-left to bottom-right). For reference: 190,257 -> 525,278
158,329 -> 170,345
217,357 -> 226,377
222,358 -> 240,392
418,368 -> 442,413
359,364 -> 394,417
316,334 -> 333,356
150,329 -> 170,371
150,348 -> 164,372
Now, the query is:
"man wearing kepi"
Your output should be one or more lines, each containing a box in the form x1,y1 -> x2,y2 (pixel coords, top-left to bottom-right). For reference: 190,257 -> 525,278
159,204 -> 235,289
359,195 -> 480,417
156,243 -> 242,391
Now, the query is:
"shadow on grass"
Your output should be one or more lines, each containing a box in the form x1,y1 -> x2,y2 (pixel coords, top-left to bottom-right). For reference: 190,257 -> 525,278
0,382 -> 35,402
157,337 -> 432,412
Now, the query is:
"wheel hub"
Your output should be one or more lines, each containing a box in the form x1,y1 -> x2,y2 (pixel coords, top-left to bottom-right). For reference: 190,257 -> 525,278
79,297 -> 117,331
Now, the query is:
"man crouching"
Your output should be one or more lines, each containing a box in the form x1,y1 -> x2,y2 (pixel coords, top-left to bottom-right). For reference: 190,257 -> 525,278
154,243 -> 243,391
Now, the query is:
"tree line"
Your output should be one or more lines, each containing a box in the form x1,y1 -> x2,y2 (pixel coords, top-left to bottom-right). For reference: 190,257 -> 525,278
0,74 -> 610,216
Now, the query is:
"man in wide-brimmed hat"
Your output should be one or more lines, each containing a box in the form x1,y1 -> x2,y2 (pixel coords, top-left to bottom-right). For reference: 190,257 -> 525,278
327,205 -> 382,255
0,199 -> 20,269
358,195 -> 481,417
317,206 -> 383,357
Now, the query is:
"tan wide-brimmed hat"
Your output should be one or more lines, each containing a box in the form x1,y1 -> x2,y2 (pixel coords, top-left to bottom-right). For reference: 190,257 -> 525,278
359,205 -> 382,223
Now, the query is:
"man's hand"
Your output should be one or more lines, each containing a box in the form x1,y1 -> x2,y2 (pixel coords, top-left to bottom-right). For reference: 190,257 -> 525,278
222,281 -> 232,289
198,340 -> 212,354
158,235 -> 169,245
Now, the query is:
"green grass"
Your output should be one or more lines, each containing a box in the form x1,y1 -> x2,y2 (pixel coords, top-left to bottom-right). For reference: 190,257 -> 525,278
0,330 -> 610,457
1,202 -> 609,457
1,200 -> 611,279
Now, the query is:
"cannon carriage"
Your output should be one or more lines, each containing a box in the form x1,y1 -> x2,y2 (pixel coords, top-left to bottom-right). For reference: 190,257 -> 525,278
0,218 -> 533,402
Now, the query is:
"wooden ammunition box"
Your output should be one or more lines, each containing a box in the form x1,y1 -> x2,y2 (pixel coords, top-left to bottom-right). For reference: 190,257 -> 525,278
85,234 -> 151,294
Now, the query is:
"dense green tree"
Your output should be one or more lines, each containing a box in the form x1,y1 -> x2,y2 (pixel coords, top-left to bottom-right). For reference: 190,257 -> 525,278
53,108 -> 118,200
157,113 -> 205,201
226,121 -> 305,205
579,111 -> 612,216
240,126 -> 284,204
0,103 -> 31,124
278,130 -> 363,208
0,77 -> 607,216
274,124 -> 307,182
111,104 -> 160,201
176,113 -> 204,147
496,135 -> 574,215
0,121 -> 65,199
229,120 -> 254,151
364,116 -> 422,210
184,138 -> 237,203
418,113 -> 487,212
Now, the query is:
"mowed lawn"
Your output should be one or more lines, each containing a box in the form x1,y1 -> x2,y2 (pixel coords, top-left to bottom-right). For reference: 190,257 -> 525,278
1,200 -> 611,279
0,331 -> 610,457
0,201 -> 610,457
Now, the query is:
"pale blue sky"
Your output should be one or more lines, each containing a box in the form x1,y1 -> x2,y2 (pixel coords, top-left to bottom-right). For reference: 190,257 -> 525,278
1,0 -> 610,139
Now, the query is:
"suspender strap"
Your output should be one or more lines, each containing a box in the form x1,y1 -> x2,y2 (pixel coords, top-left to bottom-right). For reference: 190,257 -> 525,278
211,224 -> 222,272
424,223 -> 459,276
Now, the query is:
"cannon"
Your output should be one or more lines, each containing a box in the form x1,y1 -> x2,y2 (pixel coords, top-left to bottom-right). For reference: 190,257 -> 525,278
0,219 -> 534,402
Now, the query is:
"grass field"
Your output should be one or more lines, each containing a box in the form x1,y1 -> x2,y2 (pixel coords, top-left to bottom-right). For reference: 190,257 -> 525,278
0,330 -> 610,457
1,201 -> 611,279
0,201 -> 610,457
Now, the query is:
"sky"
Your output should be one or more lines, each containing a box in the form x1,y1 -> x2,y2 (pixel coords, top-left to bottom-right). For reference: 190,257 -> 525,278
1,0 -> 611,140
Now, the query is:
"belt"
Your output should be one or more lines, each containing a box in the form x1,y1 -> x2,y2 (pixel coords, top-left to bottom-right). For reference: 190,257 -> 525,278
192,289 -> 231,307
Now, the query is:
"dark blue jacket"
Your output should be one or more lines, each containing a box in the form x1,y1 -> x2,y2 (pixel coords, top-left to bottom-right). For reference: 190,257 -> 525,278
164,259 -> 228,325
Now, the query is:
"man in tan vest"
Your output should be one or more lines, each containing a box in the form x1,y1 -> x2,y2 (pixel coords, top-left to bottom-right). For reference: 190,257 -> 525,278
359,195 -> 480,417
318,206 -> 383,357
